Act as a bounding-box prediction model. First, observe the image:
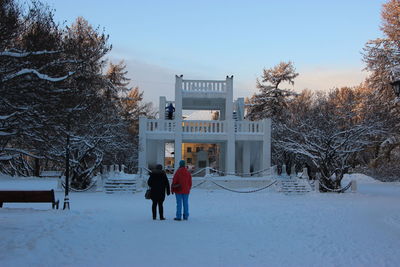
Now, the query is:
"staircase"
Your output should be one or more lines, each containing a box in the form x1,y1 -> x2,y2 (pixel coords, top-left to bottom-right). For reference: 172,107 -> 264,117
104,178 -> 136,194
277,177 -> 312,194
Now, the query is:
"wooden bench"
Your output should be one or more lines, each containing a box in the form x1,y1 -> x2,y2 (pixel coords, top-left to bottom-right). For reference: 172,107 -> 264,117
0,190 -> 59,209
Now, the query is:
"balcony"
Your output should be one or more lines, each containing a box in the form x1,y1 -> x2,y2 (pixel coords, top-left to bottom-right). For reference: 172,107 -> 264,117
181,80 -> 227,93
145,119 -> 265,140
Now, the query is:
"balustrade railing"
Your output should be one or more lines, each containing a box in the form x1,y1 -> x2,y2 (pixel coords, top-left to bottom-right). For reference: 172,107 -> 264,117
235,121 -> 263,133
181,80 -> 227,93
146,119 -> 264,135
182,120 -> 226,133
146,119 -> 176,132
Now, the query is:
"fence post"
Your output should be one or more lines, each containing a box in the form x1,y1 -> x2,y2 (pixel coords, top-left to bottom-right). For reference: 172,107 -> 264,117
281,164 -> 287,177
351,180 -> 357,193
315,179 -> 320,192
302,167 -> 309,179
96,175 -> 103,192
290,165 -> 296,178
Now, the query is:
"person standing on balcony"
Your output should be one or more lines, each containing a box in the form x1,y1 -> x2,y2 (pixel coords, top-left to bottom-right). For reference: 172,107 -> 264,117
166,103 -> 175,120
171,160 -> 192,221
148,164 -> 170,220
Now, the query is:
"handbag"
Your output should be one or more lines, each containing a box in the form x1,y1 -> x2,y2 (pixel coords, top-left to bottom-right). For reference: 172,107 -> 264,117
145,188 -> 151,199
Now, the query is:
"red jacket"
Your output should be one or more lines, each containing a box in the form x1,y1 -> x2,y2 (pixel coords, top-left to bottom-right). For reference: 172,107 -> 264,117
171,167 -> 192,194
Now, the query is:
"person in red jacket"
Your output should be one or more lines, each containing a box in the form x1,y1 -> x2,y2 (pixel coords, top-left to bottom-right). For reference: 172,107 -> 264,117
171,160 -> 192,221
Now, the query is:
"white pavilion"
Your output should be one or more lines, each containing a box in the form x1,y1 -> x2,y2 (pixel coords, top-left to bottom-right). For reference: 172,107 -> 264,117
138,75 -> 271,176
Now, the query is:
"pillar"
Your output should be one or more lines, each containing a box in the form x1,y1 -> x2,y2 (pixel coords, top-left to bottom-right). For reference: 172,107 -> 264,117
225,76 -> 235,174
242,141 -> 251,176
262,118 -> 271,170
174,75 -> 183,171
159,96 -> 166,119
156,140 -> 165,167
138,116 -> 147,171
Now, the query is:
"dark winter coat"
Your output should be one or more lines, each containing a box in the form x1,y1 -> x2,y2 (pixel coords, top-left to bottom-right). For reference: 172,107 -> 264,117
171,167 -> 192,194
148,170 -> 170,201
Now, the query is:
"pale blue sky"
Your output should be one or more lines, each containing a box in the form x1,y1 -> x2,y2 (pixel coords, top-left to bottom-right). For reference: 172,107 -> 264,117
44,0 -> 386,104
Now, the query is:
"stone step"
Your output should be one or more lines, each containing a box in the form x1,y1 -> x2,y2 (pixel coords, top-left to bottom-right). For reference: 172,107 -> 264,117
278,179 -> 312,194
105,180 -> 136,183
104,179 -> 137,193
104,186 -> 136,189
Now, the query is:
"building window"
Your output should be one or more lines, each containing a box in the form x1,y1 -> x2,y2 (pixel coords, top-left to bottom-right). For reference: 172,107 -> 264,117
187,158 -> 192,164
187,147 -> 192,153
196,147 -> 203,152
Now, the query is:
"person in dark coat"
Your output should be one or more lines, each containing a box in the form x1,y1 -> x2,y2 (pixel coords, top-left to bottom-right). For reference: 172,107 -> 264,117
147,164 -> 170,220
166,103 -> 175,120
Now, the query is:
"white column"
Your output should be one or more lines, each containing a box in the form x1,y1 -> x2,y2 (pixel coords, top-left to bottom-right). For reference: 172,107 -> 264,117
242,141 -> 250,176
138,116 -> 147,171
262,118 -> 271,170
225,76 -> 235,174
156,140 -> 165,166
174,75 -> 183,171
159,96 -> 166,119
175,75 -> 183,122
225,76 -> 233,122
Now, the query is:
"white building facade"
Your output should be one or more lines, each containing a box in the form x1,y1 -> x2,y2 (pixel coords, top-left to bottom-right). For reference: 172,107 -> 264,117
138,75 -> 271,176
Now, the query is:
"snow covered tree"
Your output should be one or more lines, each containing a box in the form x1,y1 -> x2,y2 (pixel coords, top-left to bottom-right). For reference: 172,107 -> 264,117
0,1 -> 156,183
245,61 -> 299,166
363,0 -> 400,99
361,0 -> 400,180
0,1 -> 75,175
277,89 -> 384,191
118,87 -> 156,172
246,61 -> 299,121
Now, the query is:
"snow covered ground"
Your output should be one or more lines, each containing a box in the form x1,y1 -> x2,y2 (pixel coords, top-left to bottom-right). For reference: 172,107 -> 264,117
1,174 -> 400,267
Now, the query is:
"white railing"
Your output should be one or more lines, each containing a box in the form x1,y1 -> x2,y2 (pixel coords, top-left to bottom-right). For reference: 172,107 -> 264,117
235,121 -> 263,134
146,119 -> 264,135
182,120 -> 226,133
181,80 -> 227,93
146,119 -> 176,132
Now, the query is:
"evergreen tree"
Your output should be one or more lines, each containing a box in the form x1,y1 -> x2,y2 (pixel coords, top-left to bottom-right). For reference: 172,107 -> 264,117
246,61 -> 298,121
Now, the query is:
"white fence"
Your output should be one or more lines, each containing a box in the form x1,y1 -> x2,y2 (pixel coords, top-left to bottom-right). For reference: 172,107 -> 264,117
181,80 -> 227,93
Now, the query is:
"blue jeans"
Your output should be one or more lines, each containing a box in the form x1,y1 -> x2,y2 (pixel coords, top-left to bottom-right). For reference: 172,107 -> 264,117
175,194 -> 189,219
